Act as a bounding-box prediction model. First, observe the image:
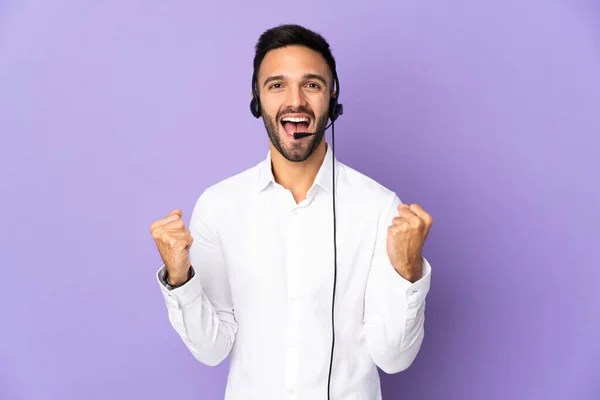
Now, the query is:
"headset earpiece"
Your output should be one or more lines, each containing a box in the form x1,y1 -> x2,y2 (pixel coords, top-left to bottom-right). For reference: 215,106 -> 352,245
250,94 -> 261,118
329,96 -> 343,122
250,71 -> 261,118
328,74 -> 344,122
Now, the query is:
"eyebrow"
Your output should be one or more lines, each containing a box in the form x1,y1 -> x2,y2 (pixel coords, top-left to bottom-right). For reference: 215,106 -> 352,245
262,73 -> 328,88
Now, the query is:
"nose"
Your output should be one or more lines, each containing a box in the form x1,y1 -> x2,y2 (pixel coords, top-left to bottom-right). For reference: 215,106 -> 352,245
285,85 -> 308,110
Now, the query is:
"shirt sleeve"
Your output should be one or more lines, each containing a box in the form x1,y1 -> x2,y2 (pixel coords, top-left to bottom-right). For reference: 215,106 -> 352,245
363,193 -> 432,374
156,188 -> 238,366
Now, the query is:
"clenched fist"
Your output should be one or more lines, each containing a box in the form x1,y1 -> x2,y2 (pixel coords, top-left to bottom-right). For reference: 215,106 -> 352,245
387,203 -> 433,283
150,209 -> 194,285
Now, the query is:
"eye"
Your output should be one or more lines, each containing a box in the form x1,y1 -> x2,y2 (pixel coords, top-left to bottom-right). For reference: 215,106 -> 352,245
268,83 -> 283,90
306,82 -> 321,89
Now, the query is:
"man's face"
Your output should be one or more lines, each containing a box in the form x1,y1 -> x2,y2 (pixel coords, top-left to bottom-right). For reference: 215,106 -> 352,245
256,45 -> 333,162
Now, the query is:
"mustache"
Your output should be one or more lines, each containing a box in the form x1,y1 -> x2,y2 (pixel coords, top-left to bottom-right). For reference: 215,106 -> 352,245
276,106 -> 315,121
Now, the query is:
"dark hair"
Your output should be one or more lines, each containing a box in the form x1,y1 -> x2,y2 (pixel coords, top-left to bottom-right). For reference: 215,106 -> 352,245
253,24 -> 337,92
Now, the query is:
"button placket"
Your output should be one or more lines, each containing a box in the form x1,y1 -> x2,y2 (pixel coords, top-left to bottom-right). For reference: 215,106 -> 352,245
285,205 -> 301,398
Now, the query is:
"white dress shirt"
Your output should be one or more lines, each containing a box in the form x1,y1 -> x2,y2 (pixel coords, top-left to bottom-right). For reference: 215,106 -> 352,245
156,144 -> 432,400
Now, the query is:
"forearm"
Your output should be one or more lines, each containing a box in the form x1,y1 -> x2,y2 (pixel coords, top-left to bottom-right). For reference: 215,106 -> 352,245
364,293 -> 426,373
363,257 -> 431,374
158,266 -> 237,366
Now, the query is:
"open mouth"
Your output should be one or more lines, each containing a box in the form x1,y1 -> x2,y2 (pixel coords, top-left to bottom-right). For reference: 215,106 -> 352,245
280,116 -> 311,136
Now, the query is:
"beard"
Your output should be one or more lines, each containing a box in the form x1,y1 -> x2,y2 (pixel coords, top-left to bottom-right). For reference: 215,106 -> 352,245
262,106 -> 329,163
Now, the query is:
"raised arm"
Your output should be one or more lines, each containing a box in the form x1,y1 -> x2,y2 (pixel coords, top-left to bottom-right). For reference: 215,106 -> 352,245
363,194 -> 433,373
151,190 -> 237,366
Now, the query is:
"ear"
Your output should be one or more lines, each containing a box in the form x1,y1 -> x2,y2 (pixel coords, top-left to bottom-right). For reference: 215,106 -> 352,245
331,90 -> 337,99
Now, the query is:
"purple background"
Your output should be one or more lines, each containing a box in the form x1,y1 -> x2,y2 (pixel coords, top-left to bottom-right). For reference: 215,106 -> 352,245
1,1 -> 599,399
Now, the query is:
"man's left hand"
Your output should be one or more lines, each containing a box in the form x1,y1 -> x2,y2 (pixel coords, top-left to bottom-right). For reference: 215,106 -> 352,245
386,203 -> 433,283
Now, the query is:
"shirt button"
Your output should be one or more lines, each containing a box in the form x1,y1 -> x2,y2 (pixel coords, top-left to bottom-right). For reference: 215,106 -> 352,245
292,209 -> 299,215
289,296 -> 297,302
288,388 -> 295,393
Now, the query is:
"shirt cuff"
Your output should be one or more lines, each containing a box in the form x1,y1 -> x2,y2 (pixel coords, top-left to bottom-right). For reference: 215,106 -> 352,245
386,257 -> 432,306
158,265 -> 194,290
156,265 -> 203,308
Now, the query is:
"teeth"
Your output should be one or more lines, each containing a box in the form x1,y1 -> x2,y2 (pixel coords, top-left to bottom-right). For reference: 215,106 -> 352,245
282,117 -> 310,123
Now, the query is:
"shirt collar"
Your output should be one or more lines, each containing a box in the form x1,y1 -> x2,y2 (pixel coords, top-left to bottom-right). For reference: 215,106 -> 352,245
256,143 -> 336,194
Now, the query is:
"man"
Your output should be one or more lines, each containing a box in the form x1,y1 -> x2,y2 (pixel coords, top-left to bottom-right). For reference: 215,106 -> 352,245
150,24 -> 433,400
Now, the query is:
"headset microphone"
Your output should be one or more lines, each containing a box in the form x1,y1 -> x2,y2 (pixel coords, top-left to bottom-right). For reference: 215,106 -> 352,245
293,122 -> 332,140
292,132 -> 317,139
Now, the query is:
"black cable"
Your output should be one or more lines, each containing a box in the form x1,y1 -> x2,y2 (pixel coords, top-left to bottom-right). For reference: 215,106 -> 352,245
327,121 -> 338,400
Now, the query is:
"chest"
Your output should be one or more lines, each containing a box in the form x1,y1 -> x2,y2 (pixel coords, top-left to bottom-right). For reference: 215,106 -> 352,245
218,190 -> 379,316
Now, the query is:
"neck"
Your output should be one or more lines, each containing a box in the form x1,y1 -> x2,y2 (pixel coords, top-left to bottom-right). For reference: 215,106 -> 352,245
270,138 -> 327,203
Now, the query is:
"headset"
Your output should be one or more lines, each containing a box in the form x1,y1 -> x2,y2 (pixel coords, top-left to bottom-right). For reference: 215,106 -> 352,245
250,69 -> 343,122
250,68 -> 343,400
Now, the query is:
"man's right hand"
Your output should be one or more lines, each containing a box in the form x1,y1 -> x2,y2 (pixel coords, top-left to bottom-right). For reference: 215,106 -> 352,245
150,209 -> 194,286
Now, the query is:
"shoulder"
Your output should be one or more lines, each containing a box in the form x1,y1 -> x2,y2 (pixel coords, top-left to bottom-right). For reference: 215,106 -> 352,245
192,160 -> 262,210
337,161 -> 400,211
